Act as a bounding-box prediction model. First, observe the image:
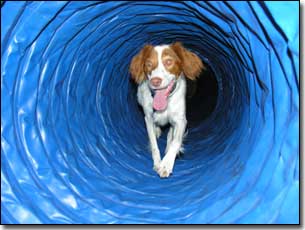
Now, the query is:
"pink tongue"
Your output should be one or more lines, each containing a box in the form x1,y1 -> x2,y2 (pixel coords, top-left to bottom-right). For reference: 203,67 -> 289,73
153,81 -> 174,111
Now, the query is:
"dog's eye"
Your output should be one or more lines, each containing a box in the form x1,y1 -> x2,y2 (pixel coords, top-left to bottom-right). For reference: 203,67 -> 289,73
164,59 -> 173,67
145,61 -> 153,68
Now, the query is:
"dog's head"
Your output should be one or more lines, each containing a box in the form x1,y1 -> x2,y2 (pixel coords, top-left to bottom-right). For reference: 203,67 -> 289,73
129,42 -> 205,90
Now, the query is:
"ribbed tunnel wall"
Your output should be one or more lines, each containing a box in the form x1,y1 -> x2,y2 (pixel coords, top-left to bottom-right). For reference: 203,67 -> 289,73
1,1 -> 299,224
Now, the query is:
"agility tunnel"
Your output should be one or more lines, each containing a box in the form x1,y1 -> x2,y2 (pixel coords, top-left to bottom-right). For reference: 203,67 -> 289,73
1,1 -> 299,224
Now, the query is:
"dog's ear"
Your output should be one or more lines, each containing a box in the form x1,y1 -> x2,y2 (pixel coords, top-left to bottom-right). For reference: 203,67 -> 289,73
171,42 -> 205,80
129,45 -> 153,84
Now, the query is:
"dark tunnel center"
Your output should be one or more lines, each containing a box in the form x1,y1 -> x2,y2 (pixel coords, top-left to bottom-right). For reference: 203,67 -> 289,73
186,64 -> 218,128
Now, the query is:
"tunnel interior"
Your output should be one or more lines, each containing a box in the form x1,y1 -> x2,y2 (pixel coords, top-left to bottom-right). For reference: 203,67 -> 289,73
1,1 -> 299,224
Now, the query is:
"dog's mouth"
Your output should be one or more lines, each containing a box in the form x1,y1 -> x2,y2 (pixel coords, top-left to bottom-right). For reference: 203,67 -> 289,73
152,80 -> 175,111
150,85 -> 165,90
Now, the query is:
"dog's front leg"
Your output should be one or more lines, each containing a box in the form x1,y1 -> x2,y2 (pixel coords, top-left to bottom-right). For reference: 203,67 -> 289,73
158,118 -> 187,178
144,116 -> 161,172
165,127 -> 174,153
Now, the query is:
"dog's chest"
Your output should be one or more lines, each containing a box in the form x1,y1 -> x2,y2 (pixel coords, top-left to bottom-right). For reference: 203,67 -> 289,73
153,109 -> 169,126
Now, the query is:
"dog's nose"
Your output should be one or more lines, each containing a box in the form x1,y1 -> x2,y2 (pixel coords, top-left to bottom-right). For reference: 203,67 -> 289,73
150,77 -> 162,87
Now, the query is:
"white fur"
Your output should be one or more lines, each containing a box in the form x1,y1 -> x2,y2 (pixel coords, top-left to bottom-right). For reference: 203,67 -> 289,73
137,46 -> 187,178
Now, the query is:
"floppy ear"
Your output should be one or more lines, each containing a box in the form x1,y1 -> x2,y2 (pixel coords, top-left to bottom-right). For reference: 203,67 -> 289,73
129,45 -> 153,84
171,42 -> 205,80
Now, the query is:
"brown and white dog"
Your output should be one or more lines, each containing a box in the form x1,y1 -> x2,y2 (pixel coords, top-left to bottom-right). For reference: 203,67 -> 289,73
129,42 -> 204,178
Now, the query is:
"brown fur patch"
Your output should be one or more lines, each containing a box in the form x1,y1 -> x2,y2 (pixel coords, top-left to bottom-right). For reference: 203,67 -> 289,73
161,48 -> 182,78
144,48 -> 158,76
170,42 -> 205,80
129,45 -> 155,84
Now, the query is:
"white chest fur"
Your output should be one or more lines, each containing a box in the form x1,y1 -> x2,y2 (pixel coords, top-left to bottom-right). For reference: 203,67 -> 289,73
153,107 -> 169,126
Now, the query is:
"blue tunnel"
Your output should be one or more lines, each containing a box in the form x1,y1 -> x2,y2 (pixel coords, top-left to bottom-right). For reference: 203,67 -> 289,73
1,1 -> 299,224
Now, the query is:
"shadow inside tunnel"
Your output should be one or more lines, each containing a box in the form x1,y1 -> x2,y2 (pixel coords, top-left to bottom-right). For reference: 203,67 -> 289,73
186,63 -> 218,128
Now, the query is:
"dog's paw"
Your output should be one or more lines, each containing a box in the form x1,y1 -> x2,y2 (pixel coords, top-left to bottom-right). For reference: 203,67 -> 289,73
153,164 -> 160,172
153,159 -> 161,172
153,161 -> 161,172
154,126 -> 162,138
158,168 -> 172,178
157,158 -> 175,178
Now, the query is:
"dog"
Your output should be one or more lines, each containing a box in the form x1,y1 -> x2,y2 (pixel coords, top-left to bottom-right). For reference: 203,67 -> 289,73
129,42 -> 204,178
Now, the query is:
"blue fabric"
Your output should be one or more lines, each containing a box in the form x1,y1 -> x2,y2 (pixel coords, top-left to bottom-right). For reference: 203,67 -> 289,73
1,1 -> 299,224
